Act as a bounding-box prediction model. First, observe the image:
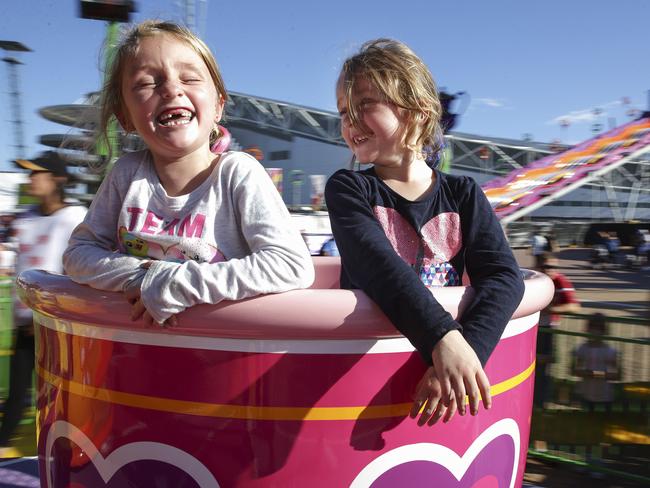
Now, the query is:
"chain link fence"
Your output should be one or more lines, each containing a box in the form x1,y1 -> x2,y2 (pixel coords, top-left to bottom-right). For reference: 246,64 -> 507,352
530,312 -> 650,483
0,279 -> 13,398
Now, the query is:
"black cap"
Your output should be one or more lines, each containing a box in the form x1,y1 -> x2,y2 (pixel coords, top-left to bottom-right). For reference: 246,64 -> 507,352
15,151 -> 69,178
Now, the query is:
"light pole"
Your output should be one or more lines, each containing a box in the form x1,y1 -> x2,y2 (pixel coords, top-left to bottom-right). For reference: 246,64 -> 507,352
559,118 -> 570,144
79,1 -> 136,170
0,40 -> 31,161
591,107 -> 603,135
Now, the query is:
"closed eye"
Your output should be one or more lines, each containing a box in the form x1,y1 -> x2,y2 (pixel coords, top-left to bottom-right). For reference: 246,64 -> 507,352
134,79 -> 157,90
358,98 -> 377,110
181,69 -> 204,83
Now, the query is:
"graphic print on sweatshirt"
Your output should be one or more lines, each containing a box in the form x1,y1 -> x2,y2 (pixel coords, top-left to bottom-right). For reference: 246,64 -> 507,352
373,207 -> 462,286
117,206 -> 226,264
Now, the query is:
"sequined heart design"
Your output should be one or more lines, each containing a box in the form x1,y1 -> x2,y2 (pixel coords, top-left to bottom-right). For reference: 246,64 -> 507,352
45,420 -> 220,487
350,418 -> 520,488
372,207 -> 463,286
373,208 -> 462,266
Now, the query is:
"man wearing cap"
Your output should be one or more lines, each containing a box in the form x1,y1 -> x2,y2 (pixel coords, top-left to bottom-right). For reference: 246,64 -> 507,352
0,151 -> 87,457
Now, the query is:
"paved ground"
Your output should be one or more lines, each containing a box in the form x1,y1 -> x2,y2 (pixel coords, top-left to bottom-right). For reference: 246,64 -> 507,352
523,457 -> 644,488
514,247 -> 650,320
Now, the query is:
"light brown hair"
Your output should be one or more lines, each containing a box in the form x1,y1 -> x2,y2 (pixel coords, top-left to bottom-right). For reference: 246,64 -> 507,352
339,38 -> 444,160
98,20 -> 227,164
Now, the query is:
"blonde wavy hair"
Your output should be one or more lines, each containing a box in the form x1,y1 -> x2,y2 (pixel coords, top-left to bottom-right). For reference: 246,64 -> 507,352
97,20 -> 227,165
339,38 -> 443,161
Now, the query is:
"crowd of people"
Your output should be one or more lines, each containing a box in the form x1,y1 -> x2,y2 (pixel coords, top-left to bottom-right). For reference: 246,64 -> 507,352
590,228 -> 650,269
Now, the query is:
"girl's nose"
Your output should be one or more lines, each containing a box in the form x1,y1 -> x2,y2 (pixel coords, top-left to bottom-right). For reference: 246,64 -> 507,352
160,80 -> 183,98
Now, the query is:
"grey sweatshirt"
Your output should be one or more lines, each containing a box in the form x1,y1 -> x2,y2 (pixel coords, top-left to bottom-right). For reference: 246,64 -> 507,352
63,150 -> 314,324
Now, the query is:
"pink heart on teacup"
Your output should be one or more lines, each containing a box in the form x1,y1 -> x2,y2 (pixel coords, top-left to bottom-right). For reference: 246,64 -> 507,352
45,420 -> 220,488
350,418 -> 520,488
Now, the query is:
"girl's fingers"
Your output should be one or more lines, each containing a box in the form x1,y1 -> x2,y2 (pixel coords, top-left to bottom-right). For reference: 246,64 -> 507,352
410,371 -> 430,418
125,287 -> 139,304
427,401 -> 446,426
142,311 -> 154,327
410,399 -> 424,419
450,376 -> 466,415
410,370 -> 430,418
443,395 -> 457,423
476,368 -> 492,410
464,376 -> 481,416
439,376 -> 452,407
411,388 -> 428,419
418,396 -> 438,427
130,300 -> 145,321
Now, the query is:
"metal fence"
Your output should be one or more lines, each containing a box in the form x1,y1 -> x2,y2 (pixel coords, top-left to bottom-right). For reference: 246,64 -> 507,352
529,312 -> 650,483
0,279 -> 13,398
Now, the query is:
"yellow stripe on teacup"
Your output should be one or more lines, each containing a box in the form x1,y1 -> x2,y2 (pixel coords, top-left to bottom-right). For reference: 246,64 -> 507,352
36,361 -> 535,421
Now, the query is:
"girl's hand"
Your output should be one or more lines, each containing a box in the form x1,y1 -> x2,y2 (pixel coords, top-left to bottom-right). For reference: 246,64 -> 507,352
127,296 -> 178,327
410,367 -> 457,426
430,330 -> 492,416
124,262 -> 177,327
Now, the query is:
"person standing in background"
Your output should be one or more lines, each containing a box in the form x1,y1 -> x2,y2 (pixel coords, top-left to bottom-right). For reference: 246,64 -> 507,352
0,151 -> 87,457
534,253 -> 581,408
572,313 -> 620,411
530,229 -> 549,270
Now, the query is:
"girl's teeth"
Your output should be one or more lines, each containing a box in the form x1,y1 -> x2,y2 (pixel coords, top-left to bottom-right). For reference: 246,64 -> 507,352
160,118 -> 191,126
158,110 -> 193,126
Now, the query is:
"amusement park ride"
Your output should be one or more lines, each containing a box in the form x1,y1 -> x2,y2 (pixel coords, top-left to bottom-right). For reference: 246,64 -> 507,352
3,2 -> 650,486
17,258 -> 554,487
6,4 -> 554,487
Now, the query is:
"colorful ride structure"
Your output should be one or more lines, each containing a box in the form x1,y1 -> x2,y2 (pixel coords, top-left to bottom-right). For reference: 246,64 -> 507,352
16,258 -> 553,487
483,116 -> 650,224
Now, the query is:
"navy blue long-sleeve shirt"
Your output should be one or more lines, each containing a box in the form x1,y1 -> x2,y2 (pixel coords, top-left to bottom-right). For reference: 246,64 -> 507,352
325,168 -> 524,365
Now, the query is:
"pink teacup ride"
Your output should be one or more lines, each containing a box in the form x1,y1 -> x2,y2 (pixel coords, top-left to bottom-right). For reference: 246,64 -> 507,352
16,257 -> 553,487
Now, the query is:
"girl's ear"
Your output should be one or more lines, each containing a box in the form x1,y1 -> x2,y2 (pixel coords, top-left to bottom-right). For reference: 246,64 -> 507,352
117,117 -> 133,133
116,107 -> 134,133
215,94 -> 225,123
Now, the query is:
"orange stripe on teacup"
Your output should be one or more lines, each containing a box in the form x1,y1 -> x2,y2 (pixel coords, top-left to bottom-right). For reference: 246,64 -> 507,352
36,361 -> 535,421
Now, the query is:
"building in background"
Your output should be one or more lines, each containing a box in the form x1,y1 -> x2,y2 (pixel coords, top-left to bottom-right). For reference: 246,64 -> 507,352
32,91 -> 650,232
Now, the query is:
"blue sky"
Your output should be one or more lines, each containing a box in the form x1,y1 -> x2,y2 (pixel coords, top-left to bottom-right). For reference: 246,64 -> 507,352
0,0 -> 648,172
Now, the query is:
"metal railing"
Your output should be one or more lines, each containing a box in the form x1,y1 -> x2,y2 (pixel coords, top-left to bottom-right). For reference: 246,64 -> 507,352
0,279 -> 13,398
529,311 -> 650,483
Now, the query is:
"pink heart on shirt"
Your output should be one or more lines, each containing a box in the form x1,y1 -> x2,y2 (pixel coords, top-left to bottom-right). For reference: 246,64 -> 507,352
373,207 -> 462,266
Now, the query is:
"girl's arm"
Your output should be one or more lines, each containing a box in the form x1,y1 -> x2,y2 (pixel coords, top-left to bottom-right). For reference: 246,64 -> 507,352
139,155 -> 315,324
326,170 -> 493,418
324,170 -> 461,364
455,177 -> 525,364
63,159 -> 149,291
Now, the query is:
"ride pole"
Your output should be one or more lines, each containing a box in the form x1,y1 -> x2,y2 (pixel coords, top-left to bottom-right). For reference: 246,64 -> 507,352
95,22 -> 120,174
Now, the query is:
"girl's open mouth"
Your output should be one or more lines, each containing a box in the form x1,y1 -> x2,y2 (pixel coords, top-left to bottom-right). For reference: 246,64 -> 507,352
157,109 -> 194,127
